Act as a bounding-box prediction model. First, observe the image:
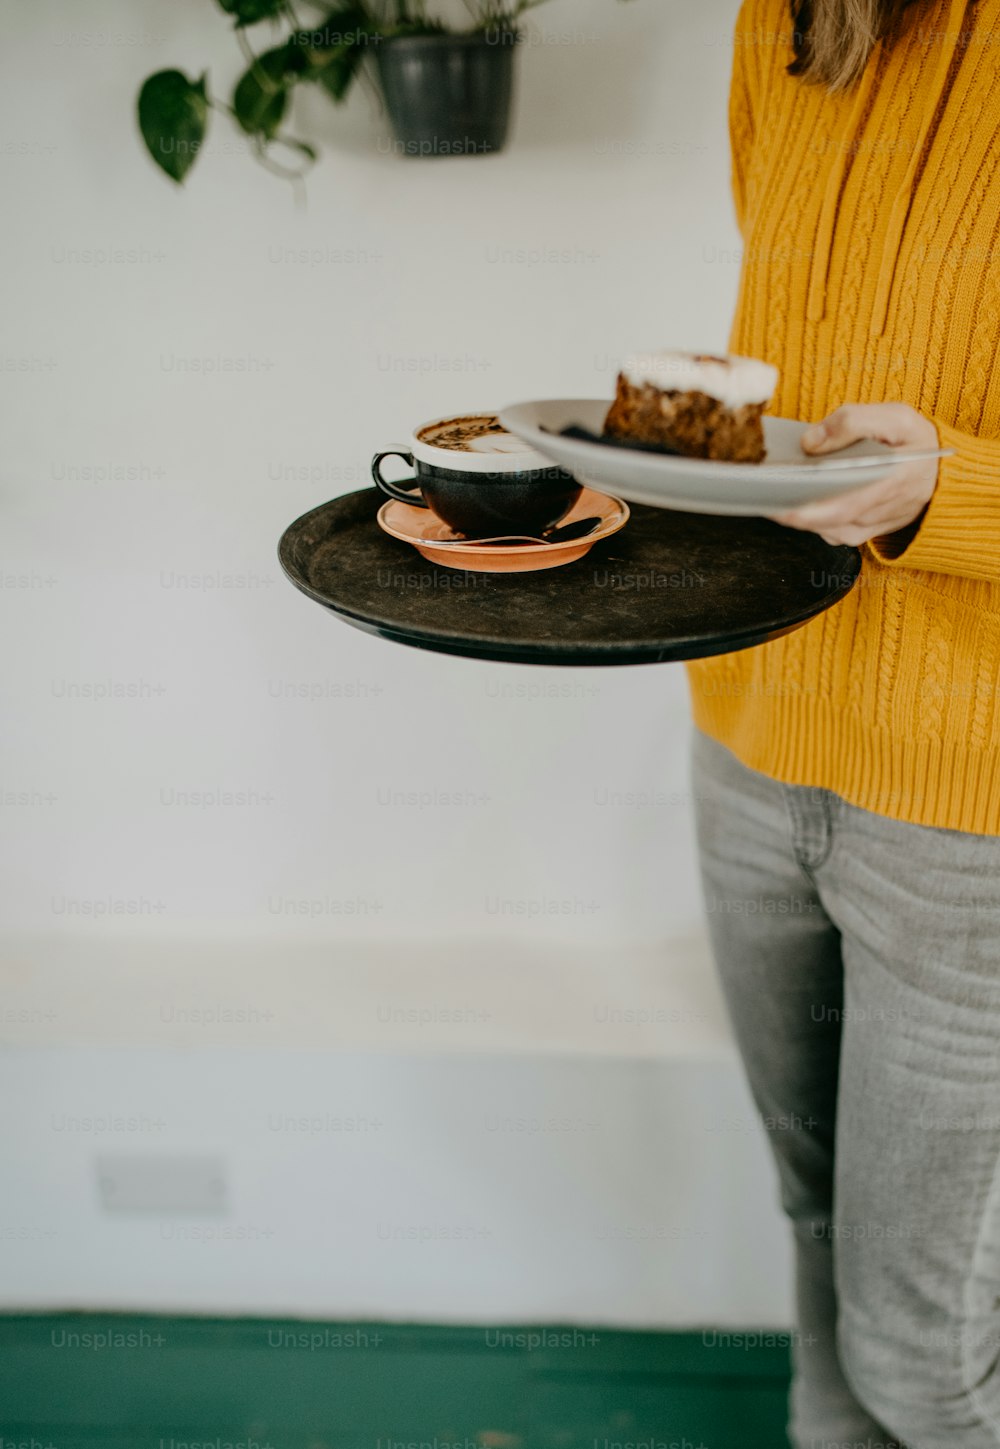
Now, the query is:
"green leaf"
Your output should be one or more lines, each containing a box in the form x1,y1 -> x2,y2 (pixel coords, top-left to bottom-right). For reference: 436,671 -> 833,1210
216,0 -> 286,28
313,46 -> 366,101
233,46 -> 292,137
300,4 -> 376,47
293,16 -> 369,59
291,7 -> 376,101
281,138 -> 318,162
137,70 -> 208,184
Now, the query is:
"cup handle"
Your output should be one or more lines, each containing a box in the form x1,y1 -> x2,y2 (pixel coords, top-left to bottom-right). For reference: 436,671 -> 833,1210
371,449 -> 428,508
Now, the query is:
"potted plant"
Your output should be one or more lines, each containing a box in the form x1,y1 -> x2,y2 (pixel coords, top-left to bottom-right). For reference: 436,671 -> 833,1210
137,0 -> 631,183
375,14 -> 519,159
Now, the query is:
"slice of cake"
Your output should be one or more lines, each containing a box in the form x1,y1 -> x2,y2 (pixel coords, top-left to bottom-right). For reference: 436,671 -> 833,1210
603,351 -> 779,463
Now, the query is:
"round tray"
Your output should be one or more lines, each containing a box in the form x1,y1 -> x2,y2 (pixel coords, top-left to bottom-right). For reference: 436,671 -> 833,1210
278,488 -> 861,668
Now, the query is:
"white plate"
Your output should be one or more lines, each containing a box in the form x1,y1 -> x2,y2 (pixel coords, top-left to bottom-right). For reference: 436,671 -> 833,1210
498,399 -> 952,516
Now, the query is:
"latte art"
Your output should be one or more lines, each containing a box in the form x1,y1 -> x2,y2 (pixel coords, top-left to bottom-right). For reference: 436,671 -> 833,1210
417,414 -> 517,454
373,409 -> 582,534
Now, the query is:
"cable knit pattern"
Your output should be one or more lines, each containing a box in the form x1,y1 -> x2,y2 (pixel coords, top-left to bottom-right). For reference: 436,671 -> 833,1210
902,46 -> 997,414
970,609 -> 998,752
687,0 -> 1000,834
955,205 -> 1000,436
875,573 -> 907,733
821,70 -> 892,414
919,604 -> 951,744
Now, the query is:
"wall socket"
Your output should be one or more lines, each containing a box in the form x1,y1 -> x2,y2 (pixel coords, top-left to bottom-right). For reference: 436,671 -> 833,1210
96,1153 -> 229,1215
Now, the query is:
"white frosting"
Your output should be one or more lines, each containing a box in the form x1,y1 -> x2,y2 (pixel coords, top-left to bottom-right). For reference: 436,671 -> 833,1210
621,351 -> 778,409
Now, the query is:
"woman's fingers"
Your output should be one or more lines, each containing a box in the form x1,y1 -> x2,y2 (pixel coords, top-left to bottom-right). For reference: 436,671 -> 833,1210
775,474 -> 899,528
783,515 -> 911,547
800,402 -> 935,454
777,500 -> 911,536
771,470 -> 912,531
768,403 -> 940,544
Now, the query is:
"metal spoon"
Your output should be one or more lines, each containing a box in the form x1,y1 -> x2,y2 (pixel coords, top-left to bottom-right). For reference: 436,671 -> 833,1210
434,516 -> 604,548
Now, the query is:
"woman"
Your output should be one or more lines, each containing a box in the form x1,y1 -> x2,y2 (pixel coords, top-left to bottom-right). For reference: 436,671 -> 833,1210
688,1 -> 1000,1445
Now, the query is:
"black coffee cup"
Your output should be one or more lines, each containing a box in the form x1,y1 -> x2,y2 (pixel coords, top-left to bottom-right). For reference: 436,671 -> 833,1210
372,413 -> 581,539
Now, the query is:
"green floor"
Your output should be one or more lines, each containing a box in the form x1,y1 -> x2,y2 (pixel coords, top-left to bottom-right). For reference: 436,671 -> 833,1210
0,1314 -> 791,1449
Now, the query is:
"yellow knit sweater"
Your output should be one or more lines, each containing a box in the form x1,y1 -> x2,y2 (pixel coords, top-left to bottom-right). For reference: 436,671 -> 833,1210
687,0 -> 1000,834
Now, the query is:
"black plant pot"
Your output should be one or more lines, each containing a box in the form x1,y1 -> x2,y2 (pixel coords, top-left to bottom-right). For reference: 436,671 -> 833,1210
376,32 -> 517,158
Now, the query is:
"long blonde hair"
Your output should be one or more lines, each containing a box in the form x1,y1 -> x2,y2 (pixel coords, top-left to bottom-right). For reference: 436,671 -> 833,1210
789,0 -> 919,90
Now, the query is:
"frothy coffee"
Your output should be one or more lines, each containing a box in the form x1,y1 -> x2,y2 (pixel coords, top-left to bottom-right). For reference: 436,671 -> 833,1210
417,414 -> 512,453
373,411 -> 582,531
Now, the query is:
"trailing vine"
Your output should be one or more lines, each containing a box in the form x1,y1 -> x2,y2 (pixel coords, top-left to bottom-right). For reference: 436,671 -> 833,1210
137,0 -> 608,183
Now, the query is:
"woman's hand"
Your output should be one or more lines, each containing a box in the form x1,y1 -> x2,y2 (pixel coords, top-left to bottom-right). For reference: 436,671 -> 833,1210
770,403 -> 940,546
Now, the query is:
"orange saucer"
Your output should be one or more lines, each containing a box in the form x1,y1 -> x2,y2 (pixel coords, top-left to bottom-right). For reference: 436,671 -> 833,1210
376,487 -> 629,573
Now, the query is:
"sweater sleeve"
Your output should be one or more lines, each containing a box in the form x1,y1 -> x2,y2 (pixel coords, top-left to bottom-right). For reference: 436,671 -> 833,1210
867,420 -> 1000,585
729,3 -> 759,238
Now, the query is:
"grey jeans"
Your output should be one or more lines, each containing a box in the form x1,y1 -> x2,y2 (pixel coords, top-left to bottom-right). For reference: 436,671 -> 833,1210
692,729 -> 1000,1449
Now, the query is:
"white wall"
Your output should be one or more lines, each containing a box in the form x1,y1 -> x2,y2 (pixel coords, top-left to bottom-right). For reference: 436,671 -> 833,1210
0,937 -> 790,1326
1,0 -> 791,1325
